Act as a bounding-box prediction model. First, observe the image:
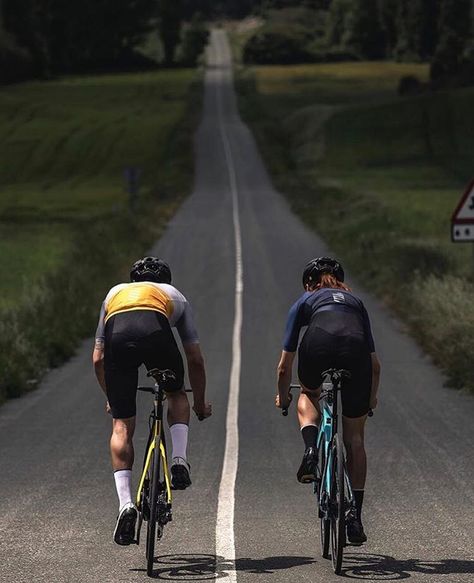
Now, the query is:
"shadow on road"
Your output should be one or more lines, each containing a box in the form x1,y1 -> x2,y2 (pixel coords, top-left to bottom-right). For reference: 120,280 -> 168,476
130,552 -> 473,580
130,553 -> 316,579
342,553 -> 474,580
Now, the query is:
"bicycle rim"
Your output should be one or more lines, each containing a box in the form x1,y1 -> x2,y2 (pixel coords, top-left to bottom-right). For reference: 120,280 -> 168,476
318,442 -> 330,559
146,442 -> 161,576
330,434 -> 345,575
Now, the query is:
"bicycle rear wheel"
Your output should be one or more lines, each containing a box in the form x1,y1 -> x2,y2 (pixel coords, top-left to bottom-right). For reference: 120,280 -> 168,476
318,442 -> 330,559
146,444 -> 161,576
330,433 -> 345,575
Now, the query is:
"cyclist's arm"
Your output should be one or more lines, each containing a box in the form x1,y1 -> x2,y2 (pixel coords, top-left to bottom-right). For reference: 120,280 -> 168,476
93,301 -> 107,394
183,342 -> 210,419
370,352 -> 381,409
276,350 -> 295,408
92,340 -> 107,394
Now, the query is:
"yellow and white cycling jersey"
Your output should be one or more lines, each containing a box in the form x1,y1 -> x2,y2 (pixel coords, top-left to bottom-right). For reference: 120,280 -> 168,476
95,282 -> 199,345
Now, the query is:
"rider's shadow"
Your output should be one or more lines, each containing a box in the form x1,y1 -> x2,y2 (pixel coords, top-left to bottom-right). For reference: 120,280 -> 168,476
131,552 -> 474,580
132,553 -> 316,579
342,553 -> 474,580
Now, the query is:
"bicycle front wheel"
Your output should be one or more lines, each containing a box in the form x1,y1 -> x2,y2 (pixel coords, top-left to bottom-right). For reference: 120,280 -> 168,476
146,443 -> 161,577
330,433 -> 345,575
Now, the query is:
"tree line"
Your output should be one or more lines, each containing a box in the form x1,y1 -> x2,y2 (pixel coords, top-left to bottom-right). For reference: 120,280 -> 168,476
1,1 -> 472,85
241,0 -> 473,86
0,0 -> 210,83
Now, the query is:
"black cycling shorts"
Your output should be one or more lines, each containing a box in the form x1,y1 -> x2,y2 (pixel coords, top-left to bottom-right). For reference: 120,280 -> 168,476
104,310 -> 184,419
298,316 -> 372,418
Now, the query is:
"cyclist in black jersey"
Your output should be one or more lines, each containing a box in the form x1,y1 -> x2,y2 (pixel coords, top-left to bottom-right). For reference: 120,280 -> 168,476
93,257 -> 212,545
275,257 -> 381,544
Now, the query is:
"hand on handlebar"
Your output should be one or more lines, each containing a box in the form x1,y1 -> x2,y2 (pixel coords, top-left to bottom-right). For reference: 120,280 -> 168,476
275,391 -> 292,411
369,395 -> 378,410
193,402 -> 212,421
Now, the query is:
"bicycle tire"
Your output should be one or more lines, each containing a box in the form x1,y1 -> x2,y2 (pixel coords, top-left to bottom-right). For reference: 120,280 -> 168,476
146,441 -> 161,576
330,433 -> 345,575
318,442 -> 330,559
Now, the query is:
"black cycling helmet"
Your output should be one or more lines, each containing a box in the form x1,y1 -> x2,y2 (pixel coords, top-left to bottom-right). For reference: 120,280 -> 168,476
302,257 -> 344,287
130,256 -> 172,284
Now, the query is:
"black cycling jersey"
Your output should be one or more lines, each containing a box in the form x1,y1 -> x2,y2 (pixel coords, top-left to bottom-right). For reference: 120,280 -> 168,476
283,288 -> 375,353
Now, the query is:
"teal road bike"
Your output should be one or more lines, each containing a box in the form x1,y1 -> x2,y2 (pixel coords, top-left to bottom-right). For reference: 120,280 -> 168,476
284,369 -> 372,575
317,368 -> 372,574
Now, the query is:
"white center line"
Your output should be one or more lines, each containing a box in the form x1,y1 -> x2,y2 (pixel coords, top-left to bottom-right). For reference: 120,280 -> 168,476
214,31 -> 243,583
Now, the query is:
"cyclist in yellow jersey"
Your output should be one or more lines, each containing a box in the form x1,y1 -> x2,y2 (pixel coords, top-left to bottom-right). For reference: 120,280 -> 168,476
92,257 -> 212,545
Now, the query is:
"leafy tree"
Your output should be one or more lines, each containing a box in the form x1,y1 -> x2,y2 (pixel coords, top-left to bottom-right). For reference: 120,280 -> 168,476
431,0 -> 472,81
326,0 -> 352,48
159,0 -> 183,66
341,0 -> 385,59
378,0 -> 399,57
3,0 -> 157,75
394,0 -> 439,61
3,0 -> 51,77
179,13 -> 209,66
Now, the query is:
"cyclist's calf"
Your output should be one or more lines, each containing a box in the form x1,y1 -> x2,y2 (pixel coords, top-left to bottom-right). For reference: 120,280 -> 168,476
342,416 -> 367,489
111,417 -> 136,471
166,389 -> 190,426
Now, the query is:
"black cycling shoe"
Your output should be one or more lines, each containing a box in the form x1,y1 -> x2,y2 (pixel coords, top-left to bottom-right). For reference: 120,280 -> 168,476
113,503 -> 137,545
347,517 -> 367,544
297,446 -> 318,483
171,457 -> 192,490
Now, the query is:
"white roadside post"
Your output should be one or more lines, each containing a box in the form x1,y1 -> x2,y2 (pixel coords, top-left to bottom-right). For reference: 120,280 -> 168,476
451,179 -> 474,273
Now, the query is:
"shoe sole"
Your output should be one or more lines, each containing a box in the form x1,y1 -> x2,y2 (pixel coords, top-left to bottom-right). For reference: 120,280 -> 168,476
298,473 -> 316,483
113,509 -> 137,545
348,540 -> 366,546
171,467 -> 191,490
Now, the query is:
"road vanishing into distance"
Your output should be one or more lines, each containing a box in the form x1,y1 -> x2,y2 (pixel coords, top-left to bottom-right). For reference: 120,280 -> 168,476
0,30 -> 473,583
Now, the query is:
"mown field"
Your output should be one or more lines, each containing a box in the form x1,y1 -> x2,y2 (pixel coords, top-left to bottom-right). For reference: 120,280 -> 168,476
236,60 -> 474,392
0,69 -> 201,401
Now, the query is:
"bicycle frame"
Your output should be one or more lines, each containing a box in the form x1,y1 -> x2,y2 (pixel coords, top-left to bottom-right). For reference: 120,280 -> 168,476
316,391 -> 334,504
136,417 -> 172,510
316,376 -> 355,524
135,372 -> 174,550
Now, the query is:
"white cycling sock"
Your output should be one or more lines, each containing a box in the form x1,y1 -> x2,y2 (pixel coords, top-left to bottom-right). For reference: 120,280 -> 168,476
114,469 -> 133,510
170,423 -> 189,460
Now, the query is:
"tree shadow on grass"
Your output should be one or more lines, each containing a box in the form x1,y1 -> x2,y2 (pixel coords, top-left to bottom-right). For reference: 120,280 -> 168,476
342,553 -> 474,580
130,553 -> 316,579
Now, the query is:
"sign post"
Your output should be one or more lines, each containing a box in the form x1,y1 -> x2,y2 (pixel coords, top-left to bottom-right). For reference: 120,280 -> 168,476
124,166 -> 142,212
451,179 -> 474,275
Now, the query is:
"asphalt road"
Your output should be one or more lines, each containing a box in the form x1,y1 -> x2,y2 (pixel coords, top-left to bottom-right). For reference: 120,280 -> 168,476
0,30 -> 473,583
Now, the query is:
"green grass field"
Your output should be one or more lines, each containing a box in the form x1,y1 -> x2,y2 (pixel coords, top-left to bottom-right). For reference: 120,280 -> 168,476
0,69 -> 198,306
0,69 -> 201,401
236,60 -> 474,392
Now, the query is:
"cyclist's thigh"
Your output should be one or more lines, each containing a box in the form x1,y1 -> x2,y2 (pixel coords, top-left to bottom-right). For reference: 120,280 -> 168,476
141,312 -> 185,392
298,325 -> 334,390
338,338 -> 371,418
104,360 -> 139,421
104,312 -> 151,419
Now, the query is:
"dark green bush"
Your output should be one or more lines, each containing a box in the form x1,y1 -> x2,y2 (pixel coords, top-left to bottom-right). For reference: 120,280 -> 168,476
0,32 -> 33,83
0,213 -> 159,402
398,75 -> 424,95
243,24 -> 313,65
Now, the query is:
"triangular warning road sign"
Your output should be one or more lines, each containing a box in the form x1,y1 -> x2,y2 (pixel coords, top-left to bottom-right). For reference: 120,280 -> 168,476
452,180 -> 474,223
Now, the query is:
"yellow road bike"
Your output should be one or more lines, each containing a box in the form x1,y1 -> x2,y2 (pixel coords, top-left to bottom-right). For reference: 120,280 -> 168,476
135,368 -> 175,577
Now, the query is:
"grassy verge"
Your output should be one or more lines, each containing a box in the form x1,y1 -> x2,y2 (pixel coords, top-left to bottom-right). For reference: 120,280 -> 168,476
0,69 -> 202,403
235,61 -> 474,392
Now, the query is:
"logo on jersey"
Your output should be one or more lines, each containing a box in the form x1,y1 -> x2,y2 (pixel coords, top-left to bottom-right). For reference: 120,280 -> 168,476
332,292 -> 345,303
